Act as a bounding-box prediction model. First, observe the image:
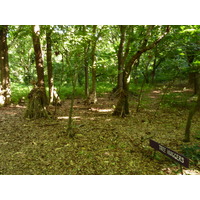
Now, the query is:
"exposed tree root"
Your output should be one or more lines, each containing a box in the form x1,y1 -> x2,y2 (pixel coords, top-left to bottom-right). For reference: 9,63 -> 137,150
25,87 -> 49,119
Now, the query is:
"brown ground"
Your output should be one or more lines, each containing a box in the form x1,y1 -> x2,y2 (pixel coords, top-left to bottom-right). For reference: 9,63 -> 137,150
0,87 -> 199,175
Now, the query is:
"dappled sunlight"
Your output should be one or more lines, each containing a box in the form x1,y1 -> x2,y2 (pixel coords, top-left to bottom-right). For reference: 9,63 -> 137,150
183,169 -> 200,175
15,105 -> 26,108
172,88 -> 193,93
98,109 -> 113,112
0,96 -> 5,105
161,167 -> 200,175
90,107 -> 113,113
152,90 -> 161,94
57,116 -> 81,120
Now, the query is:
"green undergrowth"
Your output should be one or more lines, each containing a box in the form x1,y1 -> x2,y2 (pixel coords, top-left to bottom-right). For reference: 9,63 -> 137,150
11,83 -> 31,104
161,92 -> 194,109
10,82 -> 115,104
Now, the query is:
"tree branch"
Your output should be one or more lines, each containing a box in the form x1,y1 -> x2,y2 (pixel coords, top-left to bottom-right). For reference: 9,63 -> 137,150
125,25 -> 170,74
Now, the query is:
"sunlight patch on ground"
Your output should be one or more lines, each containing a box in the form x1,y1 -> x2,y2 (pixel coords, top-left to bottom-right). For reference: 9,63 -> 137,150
15,105 -> 26,108
152,90 -> 161,94
90,107 -> 113,112
57,116 -> 81,120
162,167 -> 200,175
183,169 -> 200,175
98,109 -> 113,112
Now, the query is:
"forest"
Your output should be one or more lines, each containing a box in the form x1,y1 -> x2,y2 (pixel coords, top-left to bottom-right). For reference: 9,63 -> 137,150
0,25 -> 199,175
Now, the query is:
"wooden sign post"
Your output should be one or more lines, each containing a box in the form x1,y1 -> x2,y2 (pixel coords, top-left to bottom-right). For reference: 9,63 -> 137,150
150,139 -> 189,174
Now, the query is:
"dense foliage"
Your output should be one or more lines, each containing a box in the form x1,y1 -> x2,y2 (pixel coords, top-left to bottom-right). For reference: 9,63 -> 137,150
4,25 -> 200,102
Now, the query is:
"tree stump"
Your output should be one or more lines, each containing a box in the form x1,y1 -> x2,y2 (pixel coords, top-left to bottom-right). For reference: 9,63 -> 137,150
25,87 -> 49,119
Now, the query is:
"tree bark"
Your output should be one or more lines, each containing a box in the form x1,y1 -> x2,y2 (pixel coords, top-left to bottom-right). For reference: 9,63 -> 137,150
0,25 -> 11,106
112,71 -> 129,117
90,25 -> 98,104
46,26 -> 61,106
151,57 -> 164,84
25,25 -> 48,119
117,25 -> 126,90
32,25 -> 46,88
83,25 -> 90,103
46,26 -> 54,104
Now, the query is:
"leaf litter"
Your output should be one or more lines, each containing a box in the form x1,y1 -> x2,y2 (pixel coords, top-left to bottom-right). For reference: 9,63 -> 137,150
0,88 -> 199,175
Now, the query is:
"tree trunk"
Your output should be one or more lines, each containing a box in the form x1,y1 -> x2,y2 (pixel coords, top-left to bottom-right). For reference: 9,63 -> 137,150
90,25 -> 98,104
46,26 -> 60,106
113,71 -> 130,117
194,72 -> 200,95
84,52 -> 89,98
25,25 -> 48,119
32,25 -> 46,88
67,72 -> 77,138
46,26 -> 54,104
117,25 -> 126,90
133,58 -> 140,85
0,25 -> 11,106
186,50 -> 197,94
83,25 -> 90,104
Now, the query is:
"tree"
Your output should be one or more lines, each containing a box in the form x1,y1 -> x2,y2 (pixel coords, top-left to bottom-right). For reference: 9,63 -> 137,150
89,25 -> 102,104
25,25 -> 48,119
186,44 -> 200,95
0,25 -> 11,106
113,25 -> 170,117
45,25 -> 60,106
46,26 -> 54,104
82,25 -> 90,103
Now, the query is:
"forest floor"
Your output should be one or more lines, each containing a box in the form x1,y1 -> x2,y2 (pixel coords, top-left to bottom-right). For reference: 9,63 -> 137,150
0,84 -> 200,175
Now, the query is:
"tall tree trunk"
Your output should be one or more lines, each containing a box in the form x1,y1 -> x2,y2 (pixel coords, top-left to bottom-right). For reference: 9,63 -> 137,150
32,25 -> 46,88
25,25 -> 48,119
186,50 -> 198,94
0,25 -> 11,106
83,25 -> 90,103
90,25 -> 98,104
67,71 -> 77,138
194,72 -> 200,95
117,25 -> 126,90
46,26 -> 54,104
133,58 -> 140,85
151,57 -> 164,84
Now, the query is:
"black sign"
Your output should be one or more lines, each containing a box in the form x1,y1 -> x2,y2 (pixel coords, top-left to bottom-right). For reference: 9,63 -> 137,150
150,139 -> 189,168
